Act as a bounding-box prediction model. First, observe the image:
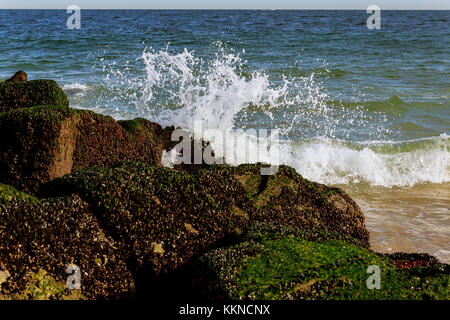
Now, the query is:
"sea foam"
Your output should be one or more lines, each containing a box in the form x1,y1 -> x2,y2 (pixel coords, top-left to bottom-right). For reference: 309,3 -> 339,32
103,44 -> 449,188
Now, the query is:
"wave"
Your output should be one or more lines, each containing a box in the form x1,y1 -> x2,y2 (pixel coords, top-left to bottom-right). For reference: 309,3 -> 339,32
287,134 -> 449,187
98,43 -> 449,188
62,83 -> 89,97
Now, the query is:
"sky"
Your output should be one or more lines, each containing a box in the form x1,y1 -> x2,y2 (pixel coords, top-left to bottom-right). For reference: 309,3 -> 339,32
1,0 -> 449,10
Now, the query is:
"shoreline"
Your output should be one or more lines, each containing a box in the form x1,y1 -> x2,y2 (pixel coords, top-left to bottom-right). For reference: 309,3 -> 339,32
344,182 -> 450,263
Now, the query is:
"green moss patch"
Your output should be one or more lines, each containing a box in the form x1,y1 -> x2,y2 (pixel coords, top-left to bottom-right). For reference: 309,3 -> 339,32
0,80 -> 69,113
0,269 -> 86,300
201,233 -> 449,300
0,183 -> 36,204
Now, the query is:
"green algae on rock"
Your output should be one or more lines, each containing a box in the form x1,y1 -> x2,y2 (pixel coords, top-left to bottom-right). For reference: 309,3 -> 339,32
196,163 -> 369,247
0,183 -> 37,204
0,105 -> 164,193
0,80 -> 69,113
197,225 -> 450,300
0,269 -> 86,300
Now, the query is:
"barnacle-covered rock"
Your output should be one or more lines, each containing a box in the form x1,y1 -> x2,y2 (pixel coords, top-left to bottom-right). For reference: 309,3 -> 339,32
0,79 -> 68,112
0,187 -> 135,299
196,224 -> 450,300
41,161 -> 249,277
5,71 -> 28,83
0,106 -> 164,193
39,161 -> 373,299
196,163 -> 369,247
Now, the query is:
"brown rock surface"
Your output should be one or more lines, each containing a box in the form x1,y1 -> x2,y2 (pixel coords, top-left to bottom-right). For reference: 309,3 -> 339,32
0,106 -> 164,193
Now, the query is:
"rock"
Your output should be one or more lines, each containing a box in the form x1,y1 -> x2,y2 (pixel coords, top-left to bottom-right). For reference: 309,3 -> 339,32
39,161 -> 373,299
4,159 -> 448,300
40,162 -> 248,275
0,106 -> 164,193
195,225 -> 450,300
378,252 -> 441,269
0,79 -> 68,113
5,71 -> 27,83
0,185 -> 135,299
196,163 -> 370,247
40,161 -> 249,299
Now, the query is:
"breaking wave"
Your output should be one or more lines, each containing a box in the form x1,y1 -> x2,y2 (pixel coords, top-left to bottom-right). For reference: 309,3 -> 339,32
98,43 -> 449,188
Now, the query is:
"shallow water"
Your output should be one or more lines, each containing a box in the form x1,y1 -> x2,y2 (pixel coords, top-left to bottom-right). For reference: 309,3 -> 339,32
343,183 -> 450,263
0,10 -> 448,261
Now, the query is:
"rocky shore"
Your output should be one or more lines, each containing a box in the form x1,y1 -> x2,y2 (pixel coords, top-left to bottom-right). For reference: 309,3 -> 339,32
0,75 -> 448,300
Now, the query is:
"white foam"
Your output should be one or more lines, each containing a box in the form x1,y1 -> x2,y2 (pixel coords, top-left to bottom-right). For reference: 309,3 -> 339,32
137,44 -> 293,131
62,82 -> 88,90
287,136 -> 449,187
105,44 -> 449,188
161,148 -> 181,168
62,82 -> 89,96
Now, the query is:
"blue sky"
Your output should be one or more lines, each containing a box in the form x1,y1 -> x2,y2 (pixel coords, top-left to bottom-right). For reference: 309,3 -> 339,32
1,0 -> 449,9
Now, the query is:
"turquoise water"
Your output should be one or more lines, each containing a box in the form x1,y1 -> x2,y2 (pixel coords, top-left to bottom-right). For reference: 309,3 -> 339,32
0,9 -> 449,261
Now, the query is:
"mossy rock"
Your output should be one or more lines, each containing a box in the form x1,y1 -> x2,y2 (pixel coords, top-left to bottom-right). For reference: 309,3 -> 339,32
198,226 -> 449,300
0,80 -> 69,112
0,183 -> 36,204
0,105 -> 164,193
40,161 -> 248,278
0,194 -> 135,299
0,106 -> 76,193
0,269 -> 86,300
196,163 -> 369,247
39,161 -> 374,299
71,111 -> 164,172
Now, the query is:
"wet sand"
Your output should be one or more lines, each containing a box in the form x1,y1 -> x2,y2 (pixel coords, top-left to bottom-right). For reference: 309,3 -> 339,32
342,182 -> 450,263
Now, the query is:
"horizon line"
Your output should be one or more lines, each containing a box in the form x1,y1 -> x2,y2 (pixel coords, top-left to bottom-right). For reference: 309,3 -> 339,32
1,8 -> 450,10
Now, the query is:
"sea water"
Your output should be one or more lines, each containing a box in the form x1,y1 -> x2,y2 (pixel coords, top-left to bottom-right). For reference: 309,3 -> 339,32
0,10 -> 448,261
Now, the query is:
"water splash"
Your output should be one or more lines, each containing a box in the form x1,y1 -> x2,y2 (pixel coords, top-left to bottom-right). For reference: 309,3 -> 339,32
97,43 -> 449,188
289,134 -> 449,187
137,44 -> 293,131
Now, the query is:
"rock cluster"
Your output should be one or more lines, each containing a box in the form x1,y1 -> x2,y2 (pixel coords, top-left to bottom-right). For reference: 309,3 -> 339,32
0,106 -> 164,193
0,74 -> 448,300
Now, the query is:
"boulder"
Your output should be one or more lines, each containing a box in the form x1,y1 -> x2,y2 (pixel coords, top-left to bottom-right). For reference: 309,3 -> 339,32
39,161 -> 372,299
195,223 -> 450,300
0,106 -> 164,193
5,71 -> 27,83
5,160 -> 448,300
0,184 -> 135,299
0,79 -> 68,113
196,164 -> 370,247
40,162 -> 248,274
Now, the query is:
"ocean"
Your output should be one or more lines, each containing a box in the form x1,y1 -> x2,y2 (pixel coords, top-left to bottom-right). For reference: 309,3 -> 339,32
0,10 -> 448,262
